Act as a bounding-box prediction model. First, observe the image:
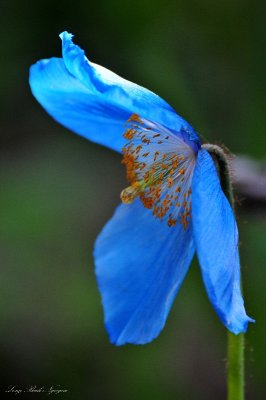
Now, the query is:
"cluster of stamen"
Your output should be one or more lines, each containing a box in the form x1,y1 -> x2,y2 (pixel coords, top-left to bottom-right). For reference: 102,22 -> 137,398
121,114 -> 196,229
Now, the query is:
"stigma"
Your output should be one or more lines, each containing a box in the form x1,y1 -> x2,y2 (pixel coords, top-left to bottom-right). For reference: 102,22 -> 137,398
121,114 -> 197,229
121,183 -> 141,204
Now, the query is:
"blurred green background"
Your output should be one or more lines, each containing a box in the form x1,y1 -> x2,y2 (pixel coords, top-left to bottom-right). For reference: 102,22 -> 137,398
0,0 -> 265,399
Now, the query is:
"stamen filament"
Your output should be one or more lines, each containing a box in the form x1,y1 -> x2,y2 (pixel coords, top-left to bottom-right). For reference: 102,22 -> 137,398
121,114 -> 197,228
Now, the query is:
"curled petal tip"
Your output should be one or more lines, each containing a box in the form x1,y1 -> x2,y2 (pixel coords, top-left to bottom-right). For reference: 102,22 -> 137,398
228,315 -> 255,335
29,32 -> 198,153
59,31 -> 73,41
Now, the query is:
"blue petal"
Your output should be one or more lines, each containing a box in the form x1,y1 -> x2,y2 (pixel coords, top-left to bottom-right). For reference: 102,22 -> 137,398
192,149 -> 254,334
94,199 -> 195,345
29,31 -> 199,152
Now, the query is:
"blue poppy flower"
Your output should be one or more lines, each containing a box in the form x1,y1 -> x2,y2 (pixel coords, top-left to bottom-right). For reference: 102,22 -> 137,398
29,32 -> 253,345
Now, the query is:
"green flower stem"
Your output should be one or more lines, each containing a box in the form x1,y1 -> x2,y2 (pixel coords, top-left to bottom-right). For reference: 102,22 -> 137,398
227,332 -> 244,400
202,144 -> 244,400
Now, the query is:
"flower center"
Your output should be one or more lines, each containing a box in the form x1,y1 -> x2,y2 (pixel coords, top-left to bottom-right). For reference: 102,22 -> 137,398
121,114 -> 197,229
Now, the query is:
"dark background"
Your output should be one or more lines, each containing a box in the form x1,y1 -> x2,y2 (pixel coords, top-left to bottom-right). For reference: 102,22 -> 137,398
0,1 -> 265,399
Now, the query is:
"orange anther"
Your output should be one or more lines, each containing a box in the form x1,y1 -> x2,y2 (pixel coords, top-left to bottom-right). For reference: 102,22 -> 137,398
167,177 -> 173,188
128,113 -> 143,124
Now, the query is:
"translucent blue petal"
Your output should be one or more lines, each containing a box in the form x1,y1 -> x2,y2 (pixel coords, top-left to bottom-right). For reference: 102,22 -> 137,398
192,149 -> 254,334
29,31 -> 199,152
29,57 -> 128,151
94,199 -> 195,345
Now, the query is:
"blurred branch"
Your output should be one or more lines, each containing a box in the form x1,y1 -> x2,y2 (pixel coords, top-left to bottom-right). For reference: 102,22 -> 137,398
231,156 -> 266,209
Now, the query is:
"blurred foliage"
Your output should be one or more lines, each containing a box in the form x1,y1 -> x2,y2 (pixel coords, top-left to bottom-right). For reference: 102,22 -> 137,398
0,1 -> 265,399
